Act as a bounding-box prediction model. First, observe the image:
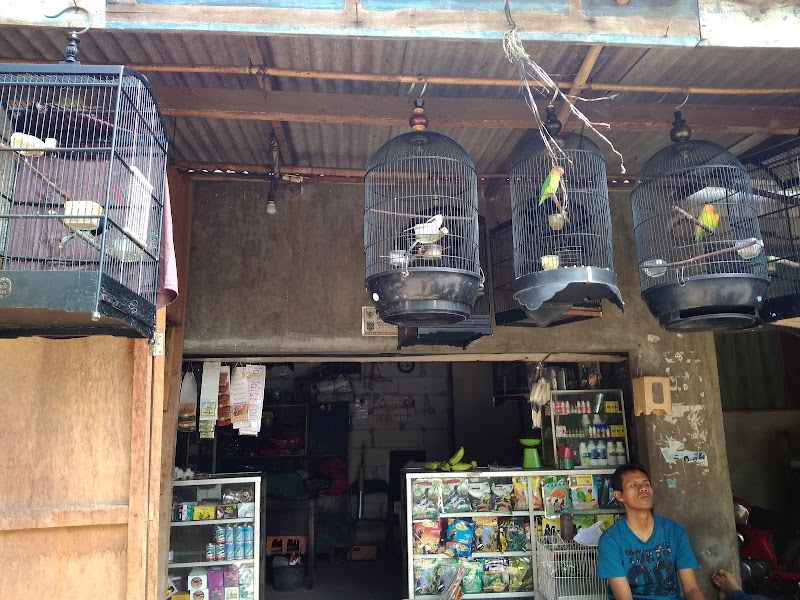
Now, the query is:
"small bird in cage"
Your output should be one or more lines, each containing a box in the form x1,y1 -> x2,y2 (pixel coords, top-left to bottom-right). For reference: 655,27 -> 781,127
694,204 -> 720,242
539,165 -> 568,230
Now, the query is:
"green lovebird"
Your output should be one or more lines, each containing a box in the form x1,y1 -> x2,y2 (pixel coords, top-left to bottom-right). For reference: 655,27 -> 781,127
694,204 -> 720,242
539,165 -> 565,206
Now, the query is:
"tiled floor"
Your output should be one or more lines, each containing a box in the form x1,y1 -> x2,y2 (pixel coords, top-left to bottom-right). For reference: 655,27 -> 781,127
267,556 -> 405,600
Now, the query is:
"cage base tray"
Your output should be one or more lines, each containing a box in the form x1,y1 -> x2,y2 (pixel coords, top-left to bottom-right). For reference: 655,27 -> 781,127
0,270 -> 155,338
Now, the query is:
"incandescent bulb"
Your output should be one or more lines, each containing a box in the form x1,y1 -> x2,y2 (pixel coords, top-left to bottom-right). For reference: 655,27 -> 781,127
266,199 -> 277,215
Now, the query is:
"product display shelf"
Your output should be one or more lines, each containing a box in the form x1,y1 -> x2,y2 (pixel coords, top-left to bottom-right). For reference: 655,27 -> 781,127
172,517 -> 253,527
169,474 -> 261,598
546,389 -> 630,469
404,468 -> 621,600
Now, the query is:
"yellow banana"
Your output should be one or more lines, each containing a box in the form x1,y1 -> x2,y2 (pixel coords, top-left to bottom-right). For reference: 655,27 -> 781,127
451,461 -> 478,471
447,447 -> 465,465
424,462 -> 441,470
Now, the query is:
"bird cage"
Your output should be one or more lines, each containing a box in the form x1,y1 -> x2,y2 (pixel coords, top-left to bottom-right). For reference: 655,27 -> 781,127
0,63 -> 167,339
631,112 -> 768,332
397,216 -> 492,349
509,125 -> 623,327
740,138 -> 800,324
490,219 -> 603,327
364,99 -> 481,327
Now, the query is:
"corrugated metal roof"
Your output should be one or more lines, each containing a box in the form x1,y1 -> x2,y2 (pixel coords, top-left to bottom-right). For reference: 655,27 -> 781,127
0,26 -> 797,175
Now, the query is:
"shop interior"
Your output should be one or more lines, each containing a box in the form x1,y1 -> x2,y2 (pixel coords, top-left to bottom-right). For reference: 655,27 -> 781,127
168,358 -> 636,599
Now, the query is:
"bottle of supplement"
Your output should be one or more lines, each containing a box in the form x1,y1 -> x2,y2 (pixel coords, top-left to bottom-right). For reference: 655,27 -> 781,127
560,507 -> 574,542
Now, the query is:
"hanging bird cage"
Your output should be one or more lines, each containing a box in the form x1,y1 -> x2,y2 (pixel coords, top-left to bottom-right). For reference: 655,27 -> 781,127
741,137 -> 800,324
631,112 -> 768,332
364,99 -> 481,326
508,114 -> 623,327
490,219 -> 603,327
397,216 -> 493,349
0,62 -> 168,338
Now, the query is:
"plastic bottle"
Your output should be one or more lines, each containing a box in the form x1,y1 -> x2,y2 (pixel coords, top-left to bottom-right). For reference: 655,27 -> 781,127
579,442 -> 589,466
560,507 -> 574,542
598,440 -> 608,466
616,442 -> 626,463
587,440 -> 597,466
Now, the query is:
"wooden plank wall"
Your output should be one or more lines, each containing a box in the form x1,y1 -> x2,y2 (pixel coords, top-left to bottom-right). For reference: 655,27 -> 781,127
0,168 -> 192,598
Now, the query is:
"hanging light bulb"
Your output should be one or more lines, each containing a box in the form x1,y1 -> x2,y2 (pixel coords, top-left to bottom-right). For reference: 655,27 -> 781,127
266,176 -> 277,215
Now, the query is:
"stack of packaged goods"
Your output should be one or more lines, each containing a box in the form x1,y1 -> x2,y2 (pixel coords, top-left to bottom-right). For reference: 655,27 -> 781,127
172,565 -> 255,600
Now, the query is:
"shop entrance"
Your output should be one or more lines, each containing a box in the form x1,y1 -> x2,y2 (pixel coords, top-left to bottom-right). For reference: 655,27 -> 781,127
167,357 -> 634,599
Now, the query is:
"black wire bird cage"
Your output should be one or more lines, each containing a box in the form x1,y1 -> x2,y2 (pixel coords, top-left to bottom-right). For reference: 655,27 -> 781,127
397,216 -> 492,348
508,115 -> 623,327
364,99 -> 481,327
490,219 -> 603,327
741,137 -> 800,324
631,112 -> 768,332
0,63 -> 168,338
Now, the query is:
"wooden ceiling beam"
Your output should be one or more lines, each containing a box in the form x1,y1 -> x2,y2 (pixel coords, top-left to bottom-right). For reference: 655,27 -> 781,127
557,44 -> 604,126
153,86 -> 800,135
243,38 -> 295,168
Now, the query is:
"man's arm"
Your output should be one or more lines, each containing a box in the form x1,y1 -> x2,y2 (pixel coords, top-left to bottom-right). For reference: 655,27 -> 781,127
678,568 -> 705,600
608,577 -> 635,600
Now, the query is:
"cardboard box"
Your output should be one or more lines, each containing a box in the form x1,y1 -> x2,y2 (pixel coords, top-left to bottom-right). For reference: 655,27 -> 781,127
209,589 -> 224,600
188,589 -> 209,600
216,504 -> 237,520
350,545 -> 378,560
193,505 -> 217,521
187,568 -> 209,590
223,569 -> 239,588
207,569 -> 225,590
225,587 -> 240,600
632,376 -> 672,416
172,594 -> 190,600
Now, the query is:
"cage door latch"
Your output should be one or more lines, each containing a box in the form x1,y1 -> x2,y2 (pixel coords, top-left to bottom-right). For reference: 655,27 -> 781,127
150,332 -> 164,357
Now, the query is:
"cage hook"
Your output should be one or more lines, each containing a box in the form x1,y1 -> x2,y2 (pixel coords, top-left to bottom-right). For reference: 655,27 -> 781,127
407,74 -> 428,99
677,266 -> 686,286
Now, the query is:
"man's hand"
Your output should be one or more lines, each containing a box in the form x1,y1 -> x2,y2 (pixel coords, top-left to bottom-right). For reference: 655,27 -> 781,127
678,568 -> 706,600
608,577 -> 635,600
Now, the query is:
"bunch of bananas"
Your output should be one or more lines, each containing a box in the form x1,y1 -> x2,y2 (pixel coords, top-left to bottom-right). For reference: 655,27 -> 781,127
425,447 -> 478,472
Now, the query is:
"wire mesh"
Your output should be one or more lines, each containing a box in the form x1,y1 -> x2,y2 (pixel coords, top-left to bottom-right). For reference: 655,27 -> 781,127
536,535 -> 606,600
0,65 -> 167,324
741,138 -> 800,303
631,139 -> 767,292
509,134 -> 614,279
364,130 -> 479,279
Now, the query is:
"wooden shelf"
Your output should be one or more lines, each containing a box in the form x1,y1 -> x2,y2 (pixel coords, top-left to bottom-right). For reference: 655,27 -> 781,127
169,559 -> 255,568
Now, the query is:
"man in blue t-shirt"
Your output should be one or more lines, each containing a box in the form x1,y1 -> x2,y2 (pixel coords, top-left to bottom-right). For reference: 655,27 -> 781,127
598,463 -> 704,600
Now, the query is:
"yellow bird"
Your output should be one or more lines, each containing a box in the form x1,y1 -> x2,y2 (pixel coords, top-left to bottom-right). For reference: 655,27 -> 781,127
539,166 -> 565,206
695,204 -> 720,242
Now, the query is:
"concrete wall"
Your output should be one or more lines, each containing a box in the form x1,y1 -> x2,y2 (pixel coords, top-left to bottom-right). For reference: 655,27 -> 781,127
184,181 -> 738,593
723,410 -> 800,510
349,362 -> 452,518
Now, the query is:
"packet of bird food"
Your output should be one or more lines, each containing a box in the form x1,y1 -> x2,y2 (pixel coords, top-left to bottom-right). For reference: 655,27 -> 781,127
541,516 -> 560,537
436,559 -> 461,593
596,513 -> 621,531
445,518 -> 476,558
467,480 -> 492,512
573,514 -> 596,533
441,478 -> 472,514
482,557 -> 510,593
412,479 -> 442,520
461,560 -> 484,594
508,556 -> 533,592
414,559 -> 439,595
569,475 -> 598,511
413,520 -> 443,555
473,516 -> 499,552
511,476 -> 532,511
499,517 -> 530,552
542,476 -> 571,517
490,482 -> 514,513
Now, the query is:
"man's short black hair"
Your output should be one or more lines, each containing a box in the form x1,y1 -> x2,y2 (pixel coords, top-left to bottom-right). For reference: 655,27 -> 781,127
611,462 -> 650,492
